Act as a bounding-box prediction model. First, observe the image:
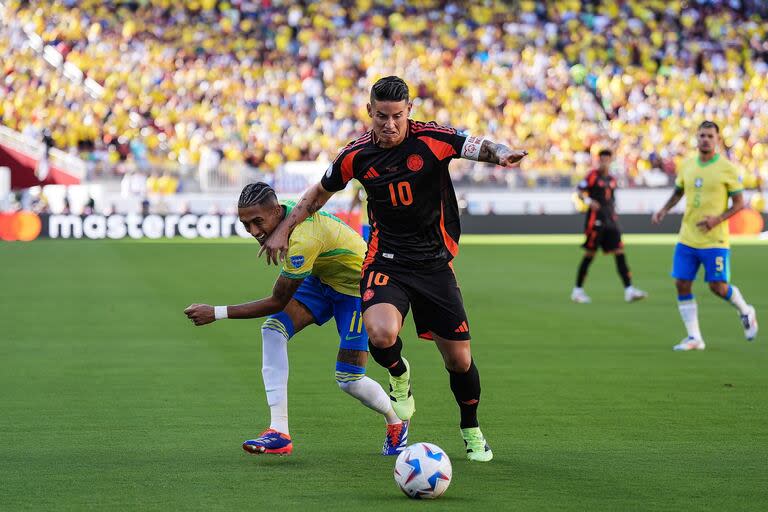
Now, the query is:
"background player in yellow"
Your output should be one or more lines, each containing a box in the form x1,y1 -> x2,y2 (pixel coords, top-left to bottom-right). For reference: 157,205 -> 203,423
652,121 -> 758,351
184,183 -> 408,456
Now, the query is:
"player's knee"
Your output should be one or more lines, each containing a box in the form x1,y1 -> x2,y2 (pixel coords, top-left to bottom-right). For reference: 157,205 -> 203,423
444,353 -> 472,373
365,321 -> 398,348
709,281 -> 728,297
675,280 -> 692,295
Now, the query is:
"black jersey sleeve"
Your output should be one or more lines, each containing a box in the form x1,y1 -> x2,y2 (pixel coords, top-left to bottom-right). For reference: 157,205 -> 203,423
578,170 -> 597,196
410,121 -> 467,161
320,135 -> 370,192
321,148 -> 355,192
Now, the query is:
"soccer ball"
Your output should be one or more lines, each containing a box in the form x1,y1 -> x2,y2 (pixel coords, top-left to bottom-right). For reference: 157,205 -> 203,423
393,442 -> 452,499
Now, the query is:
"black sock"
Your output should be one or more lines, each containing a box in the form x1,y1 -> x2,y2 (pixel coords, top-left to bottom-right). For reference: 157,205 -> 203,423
449,359 -> 481,429
576,255 -> 594,287
615,253 -> 632,287
368,336 -> 406,377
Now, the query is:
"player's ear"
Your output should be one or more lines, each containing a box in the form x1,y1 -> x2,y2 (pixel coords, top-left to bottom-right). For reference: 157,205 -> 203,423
366,103 -> 373,118
407,101 -> 412,115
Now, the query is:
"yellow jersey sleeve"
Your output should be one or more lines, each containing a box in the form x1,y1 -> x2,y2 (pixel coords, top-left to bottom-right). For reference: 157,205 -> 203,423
281,223 -> 323,280
674,168 -> 685,189
724,162 -> 744,196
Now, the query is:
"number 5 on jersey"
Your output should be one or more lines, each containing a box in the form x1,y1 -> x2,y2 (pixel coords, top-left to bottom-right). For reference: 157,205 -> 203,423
388,181 -> 413,206
715,256 -> 724,272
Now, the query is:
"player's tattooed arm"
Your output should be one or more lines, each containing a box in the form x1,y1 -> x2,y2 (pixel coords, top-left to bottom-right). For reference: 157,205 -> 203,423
477,140 -> 528,167
226,276 -> 302,318
651,188 -> 684,224
229,276 -> 303,318
260,183 -> 335,265
184,277 -> 303,326
697,191 -> 744,232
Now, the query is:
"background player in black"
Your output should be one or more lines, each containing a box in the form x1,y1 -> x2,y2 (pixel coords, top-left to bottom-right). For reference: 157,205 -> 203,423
571,149 -> 647,304
260,76 -> 527,462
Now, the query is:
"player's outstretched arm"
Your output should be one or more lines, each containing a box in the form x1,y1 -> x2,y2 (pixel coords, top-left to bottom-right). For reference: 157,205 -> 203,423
696,192 -> 744,232
476,140 -> 528,167
260,182 -> 335,265
184,276 -> 302,326
652,188 -> 684,224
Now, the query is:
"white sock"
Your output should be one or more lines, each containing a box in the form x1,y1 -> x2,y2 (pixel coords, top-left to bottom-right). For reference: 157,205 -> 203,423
261,325 -> 289,434
338,377 -> 401,424
678,298 -> 703,340
727,285 -> 750,315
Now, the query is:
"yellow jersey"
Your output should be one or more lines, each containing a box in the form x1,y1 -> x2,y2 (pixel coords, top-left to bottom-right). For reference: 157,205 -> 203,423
280,201 -> 367,297
674,154 -> 743,249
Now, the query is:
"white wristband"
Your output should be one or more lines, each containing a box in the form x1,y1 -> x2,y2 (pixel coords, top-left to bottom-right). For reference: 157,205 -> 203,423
461,136 -> 485,161
214,306 -> 228,320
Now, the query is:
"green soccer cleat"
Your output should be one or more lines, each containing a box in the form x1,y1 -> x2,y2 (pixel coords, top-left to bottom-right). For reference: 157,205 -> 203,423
389,357 -> 415,421
461,427 -> 493,462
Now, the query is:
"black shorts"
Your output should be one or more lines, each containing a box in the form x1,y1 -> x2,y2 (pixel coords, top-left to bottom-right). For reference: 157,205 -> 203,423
583,225 -> 624,252
360,261 -> 470,341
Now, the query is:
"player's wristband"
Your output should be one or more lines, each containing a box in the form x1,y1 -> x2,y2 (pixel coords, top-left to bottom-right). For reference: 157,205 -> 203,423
214,306 -> 228,320
461,136 -> 485,161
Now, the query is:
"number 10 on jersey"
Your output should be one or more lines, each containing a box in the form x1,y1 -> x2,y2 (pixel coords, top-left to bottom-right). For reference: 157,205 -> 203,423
388,181 -> 413,206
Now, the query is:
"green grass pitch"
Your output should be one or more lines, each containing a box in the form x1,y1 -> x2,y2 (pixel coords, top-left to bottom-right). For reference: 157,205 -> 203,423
1,236 -> 766,511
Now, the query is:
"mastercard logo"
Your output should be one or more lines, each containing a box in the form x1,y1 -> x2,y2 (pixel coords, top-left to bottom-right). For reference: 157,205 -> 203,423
0,211 -> 42,241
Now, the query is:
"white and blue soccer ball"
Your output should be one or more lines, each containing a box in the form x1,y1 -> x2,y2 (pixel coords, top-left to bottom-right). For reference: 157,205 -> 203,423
393,442 -> 452,499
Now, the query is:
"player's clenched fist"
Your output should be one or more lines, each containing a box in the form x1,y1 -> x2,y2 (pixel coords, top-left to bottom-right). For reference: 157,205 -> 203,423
184,303 -> 215,326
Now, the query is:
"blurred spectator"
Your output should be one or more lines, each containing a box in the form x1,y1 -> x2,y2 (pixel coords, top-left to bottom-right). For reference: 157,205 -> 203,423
35,128 -> 55,181
120,170 -> 147,199
146,172 -> 161,197
157,171 -> 179,196
83,195 -> 95,215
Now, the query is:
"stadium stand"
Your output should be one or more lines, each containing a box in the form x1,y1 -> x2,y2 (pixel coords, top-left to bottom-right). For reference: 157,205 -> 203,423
1,0 -> 766,187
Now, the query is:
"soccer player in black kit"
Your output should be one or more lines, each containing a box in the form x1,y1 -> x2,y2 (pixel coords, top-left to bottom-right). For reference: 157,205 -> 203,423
261,76 -> 527,461
571,149 -> 647,304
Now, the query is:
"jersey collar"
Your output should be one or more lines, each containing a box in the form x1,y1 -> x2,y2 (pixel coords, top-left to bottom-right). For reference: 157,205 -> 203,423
697,153 -> 720,167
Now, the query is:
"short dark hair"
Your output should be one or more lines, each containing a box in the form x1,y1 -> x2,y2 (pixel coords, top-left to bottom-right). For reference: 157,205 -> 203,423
698,120 -> 720,133
598,149 -> 613,157
370,76 -> 409,104
238,182 -> 277,208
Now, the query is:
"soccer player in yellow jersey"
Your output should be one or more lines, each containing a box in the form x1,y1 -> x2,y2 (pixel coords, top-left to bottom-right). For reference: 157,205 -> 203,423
184,183 -> 407,455
652,121 -> 758,350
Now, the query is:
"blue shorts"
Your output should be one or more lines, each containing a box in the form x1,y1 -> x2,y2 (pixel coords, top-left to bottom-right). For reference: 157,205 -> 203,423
282,275 -> 368,351
671,243 -> 731,283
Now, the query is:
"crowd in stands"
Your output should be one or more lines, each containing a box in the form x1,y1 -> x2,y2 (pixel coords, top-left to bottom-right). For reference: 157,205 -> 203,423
1,0 -> 767,188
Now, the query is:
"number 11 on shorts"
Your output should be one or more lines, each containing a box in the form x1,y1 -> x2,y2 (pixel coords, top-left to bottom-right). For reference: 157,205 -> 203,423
348,311 -> 364,334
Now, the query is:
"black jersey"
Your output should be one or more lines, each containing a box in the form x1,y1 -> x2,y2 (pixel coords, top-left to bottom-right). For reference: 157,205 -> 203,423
322,120 -> 469,269
578,169 -> 619,228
